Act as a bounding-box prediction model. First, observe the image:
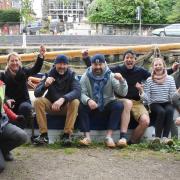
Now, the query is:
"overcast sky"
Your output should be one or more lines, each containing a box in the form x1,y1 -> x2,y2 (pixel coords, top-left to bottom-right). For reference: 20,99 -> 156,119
33,0 -> 42,18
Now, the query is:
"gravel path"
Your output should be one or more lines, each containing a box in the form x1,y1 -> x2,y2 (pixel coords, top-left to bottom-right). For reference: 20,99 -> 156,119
1,146 -> 180,180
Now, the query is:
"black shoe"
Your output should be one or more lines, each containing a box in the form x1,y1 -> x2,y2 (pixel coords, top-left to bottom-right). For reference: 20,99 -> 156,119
4,152 -> 14,161
33,135 -> 49,145
60,133 -> 72,146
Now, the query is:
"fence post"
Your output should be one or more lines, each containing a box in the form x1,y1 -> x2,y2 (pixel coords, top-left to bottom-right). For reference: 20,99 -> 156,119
22,33 -> 26,48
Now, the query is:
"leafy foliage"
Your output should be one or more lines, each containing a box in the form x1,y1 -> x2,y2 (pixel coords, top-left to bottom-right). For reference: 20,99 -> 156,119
167,0 -> 180,23
156,0 -> 176,23
88,0 -> 179,24
20,0 -> 34,25
43,137 -> 180,153
0,9 -> 20,23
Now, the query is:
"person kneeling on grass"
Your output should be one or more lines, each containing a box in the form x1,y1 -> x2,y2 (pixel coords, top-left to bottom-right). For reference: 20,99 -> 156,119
78,54 -> 128,148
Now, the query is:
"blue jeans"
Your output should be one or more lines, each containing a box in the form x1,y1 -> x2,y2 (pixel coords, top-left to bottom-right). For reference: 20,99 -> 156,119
0,123 -> 28,173
78,100 -> 124,132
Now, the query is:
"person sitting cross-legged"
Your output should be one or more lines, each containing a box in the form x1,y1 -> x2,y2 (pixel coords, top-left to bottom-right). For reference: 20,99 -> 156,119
33,54 -> 81,146
78,54 -> 128,148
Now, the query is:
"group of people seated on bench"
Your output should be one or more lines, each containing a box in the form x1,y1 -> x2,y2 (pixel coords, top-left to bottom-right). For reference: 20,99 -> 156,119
0,46 -> 180,173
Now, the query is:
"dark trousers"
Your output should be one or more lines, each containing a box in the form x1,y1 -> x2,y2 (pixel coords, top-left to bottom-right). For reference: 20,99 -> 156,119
78,100 -> 124,132
150,102 -> 174,138
0,149 -> 4,173
0,123 -> 28,173
13,101 -> 33,128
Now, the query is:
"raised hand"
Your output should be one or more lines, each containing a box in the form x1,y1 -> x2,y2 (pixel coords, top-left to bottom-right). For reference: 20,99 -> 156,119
39,45 -> 46,58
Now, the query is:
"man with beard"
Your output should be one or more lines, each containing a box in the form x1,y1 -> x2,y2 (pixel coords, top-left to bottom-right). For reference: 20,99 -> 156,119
33,54 -> 81,146
78,54 -> 128,148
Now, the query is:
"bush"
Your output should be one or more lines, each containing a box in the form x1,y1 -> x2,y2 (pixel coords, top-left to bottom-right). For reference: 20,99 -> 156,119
0,9 -> 20,23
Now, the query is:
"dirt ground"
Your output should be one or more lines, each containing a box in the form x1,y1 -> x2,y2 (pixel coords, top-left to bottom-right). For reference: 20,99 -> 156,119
1,146 -> 180,180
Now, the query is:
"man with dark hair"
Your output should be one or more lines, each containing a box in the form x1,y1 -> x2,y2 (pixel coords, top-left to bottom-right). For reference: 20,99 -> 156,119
111,50 -> 151,144
111,49 -> 178,144
33,54 -> 81,146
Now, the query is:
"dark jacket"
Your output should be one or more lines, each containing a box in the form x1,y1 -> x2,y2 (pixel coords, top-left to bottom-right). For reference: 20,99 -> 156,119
0,55 -> 44,106
111,65 -> 150,100
34,67 -> 81,103
111,65 -> 174,101
82,56 -> 91,68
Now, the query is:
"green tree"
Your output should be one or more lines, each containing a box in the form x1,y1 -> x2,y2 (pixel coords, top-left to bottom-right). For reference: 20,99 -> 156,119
167,0 -> 180,23
0,9 -> 20,23
88,0 -> 114,23
156,0 -> 176,23
142,0 -> 161,23
20,0 -> 34,25
87,0 -> 177,24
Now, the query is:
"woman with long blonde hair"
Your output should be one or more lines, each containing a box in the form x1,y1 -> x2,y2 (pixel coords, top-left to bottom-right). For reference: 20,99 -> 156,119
139,57 -> 176,145
0,45 -> 46,129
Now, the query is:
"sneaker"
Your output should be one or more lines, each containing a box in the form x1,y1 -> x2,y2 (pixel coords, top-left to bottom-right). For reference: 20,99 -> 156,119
61,133 -> 72,146
79,137 -> 91,146
161,137 -> 174,146
33,135 -> 49,145
116,138 -> 127,148
3,151 -> 14,161
151,137 -> 161,144
105,137 -> 116,148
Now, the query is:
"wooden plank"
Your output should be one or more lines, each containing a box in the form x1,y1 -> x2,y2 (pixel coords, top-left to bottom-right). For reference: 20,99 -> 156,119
0,43 -> 180,64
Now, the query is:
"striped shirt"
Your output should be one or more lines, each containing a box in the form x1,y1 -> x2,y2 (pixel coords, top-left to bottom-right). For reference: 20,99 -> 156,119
141,75 -> 176,105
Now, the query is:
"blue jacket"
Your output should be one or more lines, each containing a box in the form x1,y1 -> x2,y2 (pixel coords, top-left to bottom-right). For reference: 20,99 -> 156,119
34,67 -> 81,103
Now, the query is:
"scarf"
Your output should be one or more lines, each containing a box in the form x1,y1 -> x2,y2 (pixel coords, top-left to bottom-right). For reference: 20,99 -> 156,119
87,66 -> 111,111
152,69 -> 167,84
